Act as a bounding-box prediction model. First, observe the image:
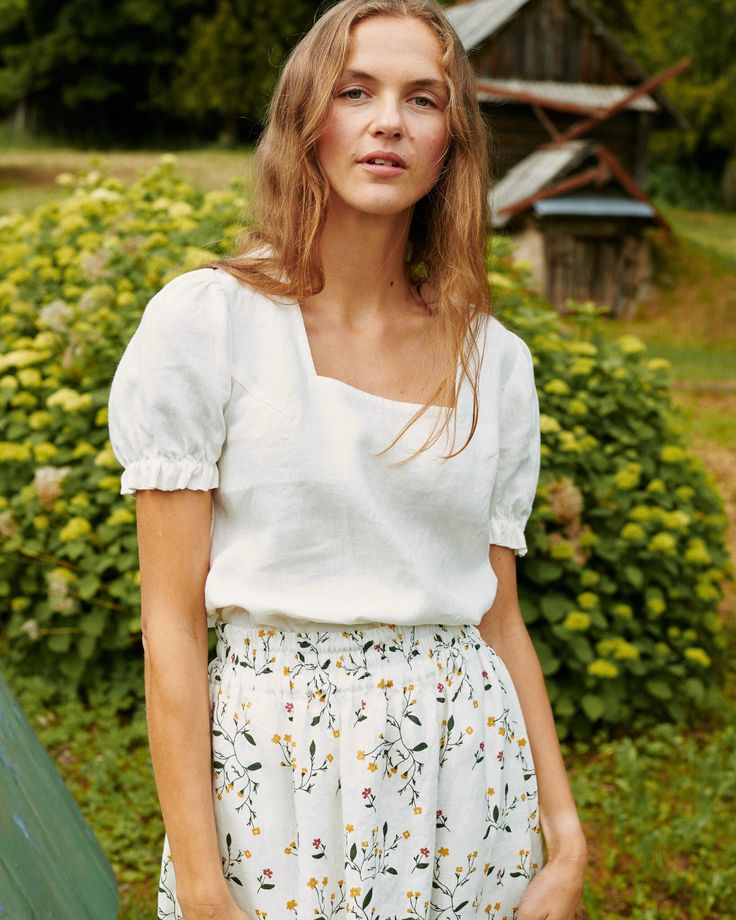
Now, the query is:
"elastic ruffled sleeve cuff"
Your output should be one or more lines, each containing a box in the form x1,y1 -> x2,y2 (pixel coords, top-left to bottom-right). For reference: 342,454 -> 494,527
120,456 -> 220,496
488,516 -> 528,557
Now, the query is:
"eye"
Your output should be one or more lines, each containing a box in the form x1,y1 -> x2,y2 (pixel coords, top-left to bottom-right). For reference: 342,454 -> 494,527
339,88 -> 366,100
411,95 -> 438,108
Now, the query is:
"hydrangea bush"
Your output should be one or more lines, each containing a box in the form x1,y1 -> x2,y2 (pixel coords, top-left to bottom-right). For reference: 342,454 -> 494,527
0,156 -> 245,687
489,243 -> 733,737
0,159 -> 732,738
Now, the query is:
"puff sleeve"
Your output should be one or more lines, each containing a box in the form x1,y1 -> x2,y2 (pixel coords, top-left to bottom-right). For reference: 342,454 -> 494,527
107,268 -> 232,495
488,330 -> 541,557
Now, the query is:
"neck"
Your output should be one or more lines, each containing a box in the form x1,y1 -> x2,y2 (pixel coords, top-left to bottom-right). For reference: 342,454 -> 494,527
308,200 -> 417,325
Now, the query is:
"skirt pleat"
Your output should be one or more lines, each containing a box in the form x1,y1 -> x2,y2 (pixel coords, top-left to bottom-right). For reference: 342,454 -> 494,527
157,621 -> 544,919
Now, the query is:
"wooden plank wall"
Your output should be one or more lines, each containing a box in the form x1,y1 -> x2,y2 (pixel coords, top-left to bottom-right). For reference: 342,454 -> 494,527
484,105 -> 640,177
473,0 -> 630,84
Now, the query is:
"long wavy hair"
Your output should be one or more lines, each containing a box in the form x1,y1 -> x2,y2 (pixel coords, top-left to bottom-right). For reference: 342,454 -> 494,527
204,0 -> 493,462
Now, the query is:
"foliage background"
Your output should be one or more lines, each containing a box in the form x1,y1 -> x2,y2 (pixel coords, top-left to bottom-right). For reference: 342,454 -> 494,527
0,0 -> 733,203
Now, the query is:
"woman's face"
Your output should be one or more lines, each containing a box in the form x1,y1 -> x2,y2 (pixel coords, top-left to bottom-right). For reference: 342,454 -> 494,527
316,14 -> 451,220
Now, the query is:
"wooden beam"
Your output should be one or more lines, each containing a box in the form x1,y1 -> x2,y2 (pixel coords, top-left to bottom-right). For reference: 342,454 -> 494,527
550,58 -> 691,144
592,145 -> 672,232
498,163 -> 609,218
532,104 -> 563,141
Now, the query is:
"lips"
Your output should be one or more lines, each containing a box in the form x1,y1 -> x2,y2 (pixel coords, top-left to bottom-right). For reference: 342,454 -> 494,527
359,151 -> 407,168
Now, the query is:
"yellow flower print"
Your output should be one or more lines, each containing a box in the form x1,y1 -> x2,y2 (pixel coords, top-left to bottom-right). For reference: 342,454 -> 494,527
438,847 -> 449,856
349,887 -> 361,897
307,878 -> 318,889
252,827 -> 261,835
465,726 -> 473,734
402,830 -> 411,839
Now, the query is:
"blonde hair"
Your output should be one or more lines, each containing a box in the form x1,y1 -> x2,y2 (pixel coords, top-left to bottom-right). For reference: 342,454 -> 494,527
205,0 -> 493,462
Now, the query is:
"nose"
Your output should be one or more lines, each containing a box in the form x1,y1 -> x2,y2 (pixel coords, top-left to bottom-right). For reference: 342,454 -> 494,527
369,93 -> 403,137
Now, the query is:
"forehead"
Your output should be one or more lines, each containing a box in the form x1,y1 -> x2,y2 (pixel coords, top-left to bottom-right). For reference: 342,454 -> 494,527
345,15 -> 445,78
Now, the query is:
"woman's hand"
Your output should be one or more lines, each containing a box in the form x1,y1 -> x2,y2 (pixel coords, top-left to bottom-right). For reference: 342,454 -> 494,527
516,850 -> 588,920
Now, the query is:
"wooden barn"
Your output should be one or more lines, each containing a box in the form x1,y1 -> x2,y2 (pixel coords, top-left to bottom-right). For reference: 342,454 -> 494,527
443,0 -> 690,318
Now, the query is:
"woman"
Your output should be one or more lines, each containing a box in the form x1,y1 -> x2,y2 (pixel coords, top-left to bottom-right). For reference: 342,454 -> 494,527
108,1 -> 588,918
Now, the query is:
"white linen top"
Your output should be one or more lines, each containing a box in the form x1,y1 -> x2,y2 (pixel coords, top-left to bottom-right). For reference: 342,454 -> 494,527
107,267 -> 541,631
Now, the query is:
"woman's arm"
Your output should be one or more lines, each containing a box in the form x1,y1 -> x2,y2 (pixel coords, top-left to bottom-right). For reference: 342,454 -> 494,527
136,488 -> 233,912
480,545 -> 588,864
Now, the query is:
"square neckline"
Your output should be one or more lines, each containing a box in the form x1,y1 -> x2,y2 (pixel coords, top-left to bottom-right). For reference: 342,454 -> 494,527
289,297 -> 468,414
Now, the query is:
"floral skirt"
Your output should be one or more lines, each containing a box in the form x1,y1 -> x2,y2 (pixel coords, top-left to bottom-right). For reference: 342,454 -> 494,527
157,620 -> 544,919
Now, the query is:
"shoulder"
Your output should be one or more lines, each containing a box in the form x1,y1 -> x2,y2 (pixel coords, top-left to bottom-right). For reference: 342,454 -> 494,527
481,314 -> 534,380
135,266 -> 269,338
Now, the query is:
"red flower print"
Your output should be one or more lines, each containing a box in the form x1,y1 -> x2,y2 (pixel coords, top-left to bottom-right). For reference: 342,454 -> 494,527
362,787 -> 372,799
313,838 -> 321,848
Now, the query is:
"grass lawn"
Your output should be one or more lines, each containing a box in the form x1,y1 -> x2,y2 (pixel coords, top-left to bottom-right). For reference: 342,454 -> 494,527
1,143 -> 734,918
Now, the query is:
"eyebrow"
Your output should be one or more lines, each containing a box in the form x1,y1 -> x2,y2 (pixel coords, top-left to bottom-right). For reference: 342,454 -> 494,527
340,68 -> 449,99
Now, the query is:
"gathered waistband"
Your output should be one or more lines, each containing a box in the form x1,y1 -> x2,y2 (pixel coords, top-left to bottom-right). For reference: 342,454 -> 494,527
209,619 -> 488,692
214,617 -> 481,653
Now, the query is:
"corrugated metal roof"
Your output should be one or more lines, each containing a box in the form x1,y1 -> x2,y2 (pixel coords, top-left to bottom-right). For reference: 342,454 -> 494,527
477,78 -> 658,112
443,0 -> 529,49
489,140 -> 590,226
533,196 -> 656,218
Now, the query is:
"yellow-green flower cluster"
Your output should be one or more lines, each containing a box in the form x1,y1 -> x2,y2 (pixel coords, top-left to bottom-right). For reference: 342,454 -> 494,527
683,647 -> 711,668
617,334 -> 646,355
562,611 -> 590,631
596,637 -> 639,660
47,388 -> 93,413
620,522 -> 646,541
614,463 -> 642,490
587,659 -> 619,678
648,532 -> 677,555
59,517 -> 93,542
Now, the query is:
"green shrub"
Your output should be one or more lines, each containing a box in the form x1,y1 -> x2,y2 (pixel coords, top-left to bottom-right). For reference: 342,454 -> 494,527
489,240 -> 733,737
0,156 -> 244,687
0,160 -> 732,739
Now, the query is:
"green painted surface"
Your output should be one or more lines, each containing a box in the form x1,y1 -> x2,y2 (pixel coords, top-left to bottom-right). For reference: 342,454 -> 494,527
0,674 -> 119,919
